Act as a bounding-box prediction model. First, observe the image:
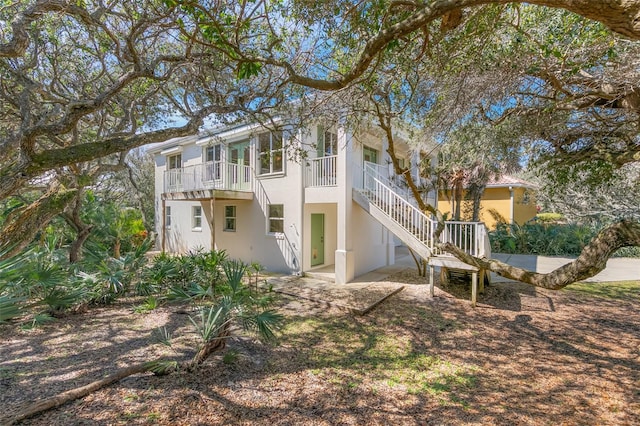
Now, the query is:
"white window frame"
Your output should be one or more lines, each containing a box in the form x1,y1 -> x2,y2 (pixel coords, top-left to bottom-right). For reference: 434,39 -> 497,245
167,153 -> 182,170
192,205 -> 203,231
224,205 -> 236,232
258,131 -> 284,176
322,130 -> 338,156
267,204 -> 284,234
363,146 -> 378,164
165,206 -> 172,229
204,144 -> 222,180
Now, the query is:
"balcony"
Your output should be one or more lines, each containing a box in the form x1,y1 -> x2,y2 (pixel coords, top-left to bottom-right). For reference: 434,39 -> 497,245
305,155 -> 337,187
163,161 -> 253,200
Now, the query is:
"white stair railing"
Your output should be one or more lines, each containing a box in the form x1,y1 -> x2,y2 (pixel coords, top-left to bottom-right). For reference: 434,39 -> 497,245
361,165 -> 486,258
363,162 -> 417,206
364,168 -> 437,246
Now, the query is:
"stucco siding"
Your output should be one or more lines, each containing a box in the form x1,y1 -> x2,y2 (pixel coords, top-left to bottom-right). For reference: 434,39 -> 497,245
163,200 -> 211,253
352,203 -> 390,277
513,187 -> 537,226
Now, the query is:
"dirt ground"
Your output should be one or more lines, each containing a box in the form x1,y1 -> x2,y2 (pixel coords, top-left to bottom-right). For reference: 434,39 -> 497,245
1,272 -> 639,425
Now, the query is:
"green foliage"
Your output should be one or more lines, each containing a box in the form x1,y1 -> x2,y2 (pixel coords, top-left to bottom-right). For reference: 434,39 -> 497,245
190,305 -> 229,342
153,326 -> 173,347
0,234 -> 152,322
490,220 -> 640,257
222,349 -> 240,365
536,213 -> 564,223
237,61 -> 262,80
134,296 -> 161,313
0,295 -> 23,323
564,281 -> 640,300
20,313 -> 55,330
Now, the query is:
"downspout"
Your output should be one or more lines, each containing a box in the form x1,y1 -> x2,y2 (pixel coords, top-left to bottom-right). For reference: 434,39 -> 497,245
509,186 -> 514,225
161,198 -> 166,253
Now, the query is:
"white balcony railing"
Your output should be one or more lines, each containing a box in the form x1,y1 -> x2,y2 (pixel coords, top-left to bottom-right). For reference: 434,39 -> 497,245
305,155 -> 337,187
164,161 -> 252,193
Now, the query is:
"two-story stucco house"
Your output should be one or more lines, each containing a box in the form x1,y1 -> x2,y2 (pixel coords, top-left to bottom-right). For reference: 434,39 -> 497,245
151,121 -> 490,295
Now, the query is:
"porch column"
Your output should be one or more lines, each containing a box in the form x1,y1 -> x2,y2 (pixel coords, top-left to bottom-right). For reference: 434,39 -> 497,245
214,196 -> 216,251
161,198 -> 166,253
385,229 -> 395,266
335,128 -> 355,284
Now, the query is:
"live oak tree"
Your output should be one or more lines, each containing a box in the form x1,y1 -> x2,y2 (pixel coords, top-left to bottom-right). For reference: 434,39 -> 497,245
0,0 -> 290,257
4,0 -> 640,422
169,0 -> 640,289
3,0 -> 640,282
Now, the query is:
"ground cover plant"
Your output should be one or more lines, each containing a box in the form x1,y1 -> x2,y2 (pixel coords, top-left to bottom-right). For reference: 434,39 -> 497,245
489,219 -> 640,258
0,246 -> 281,423
1,272 -> 638,425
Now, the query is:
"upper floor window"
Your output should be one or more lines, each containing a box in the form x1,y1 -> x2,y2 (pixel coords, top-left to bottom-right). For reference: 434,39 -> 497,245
205,145 -> 222,163
168,153 -> 182,170
166,154 -> 182,190
258,131 -> 284,175
205,145 -> 222,180
363,146 -> 378,164
317,126 -> 337,157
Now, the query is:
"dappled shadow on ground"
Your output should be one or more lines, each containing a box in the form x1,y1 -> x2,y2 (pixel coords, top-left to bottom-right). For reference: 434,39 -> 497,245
2,274 -> 639,425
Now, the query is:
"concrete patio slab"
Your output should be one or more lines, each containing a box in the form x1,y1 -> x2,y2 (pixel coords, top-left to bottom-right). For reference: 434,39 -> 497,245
265,274 -> 404,316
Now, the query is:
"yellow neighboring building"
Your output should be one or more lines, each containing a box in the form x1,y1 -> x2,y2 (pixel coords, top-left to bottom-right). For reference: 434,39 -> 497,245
438,175 -> 538,229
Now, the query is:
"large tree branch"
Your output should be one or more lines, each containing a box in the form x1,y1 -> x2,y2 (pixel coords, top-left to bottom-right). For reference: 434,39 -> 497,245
442,219 -> 640,289
0,0 -> 98,58
263,0 -> 640,91
0,182 -> 78,260
0,105 -> 228,200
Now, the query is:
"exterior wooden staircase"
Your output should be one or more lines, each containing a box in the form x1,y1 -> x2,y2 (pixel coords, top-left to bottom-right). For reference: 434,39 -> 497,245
353,163 -> 491,305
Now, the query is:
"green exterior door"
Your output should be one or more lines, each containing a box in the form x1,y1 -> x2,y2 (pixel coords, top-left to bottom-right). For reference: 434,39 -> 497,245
229,140 -> 250,188
310,213 -> 325,267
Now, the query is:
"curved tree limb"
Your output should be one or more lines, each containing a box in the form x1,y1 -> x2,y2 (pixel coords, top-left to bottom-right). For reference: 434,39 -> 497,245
0,105 -> 228,200
265,0 -> 640,91
441,219 -> 640,289
1,362 -> 152,426
0,0 -> 97,58
0,182 -> 77,260
0,327 -> 233,424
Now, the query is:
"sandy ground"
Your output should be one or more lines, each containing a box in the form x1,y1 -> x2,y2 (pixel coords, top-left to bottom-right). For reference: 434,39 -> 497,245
1,272 -> 638,425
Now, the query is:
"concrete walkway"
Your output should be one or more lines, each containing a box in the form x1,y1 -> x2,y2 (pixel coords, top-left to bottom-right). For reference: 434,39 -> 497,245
265,248 -> 638,315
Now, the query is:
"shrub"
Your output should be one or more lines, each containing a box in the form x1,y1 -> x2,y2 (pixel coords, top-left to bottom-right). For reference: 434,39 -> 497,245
490,220 -> 640,257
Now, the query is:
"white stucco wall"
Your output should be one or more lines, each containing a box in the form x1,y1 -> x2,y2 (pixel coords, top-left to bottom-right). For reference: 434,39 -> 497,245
351,201 -> 392,277
152,121 -> 421,282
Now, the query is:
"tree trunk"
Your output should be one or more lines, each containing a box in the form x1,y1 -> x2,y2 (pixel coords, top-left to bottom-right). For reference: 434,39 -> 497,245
442,219 -> 640,289
188,322 -> 231,369
1,362 -> 151,425
113,237 -> 121,259
69,225 -> 93,263
63,189 -> 94,263
0,183 -> 77,260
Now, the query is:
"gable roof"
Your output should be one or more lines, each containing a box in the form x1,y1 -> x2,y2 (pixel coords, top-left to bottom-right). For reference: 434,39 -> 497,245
485,175 -> 537,189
